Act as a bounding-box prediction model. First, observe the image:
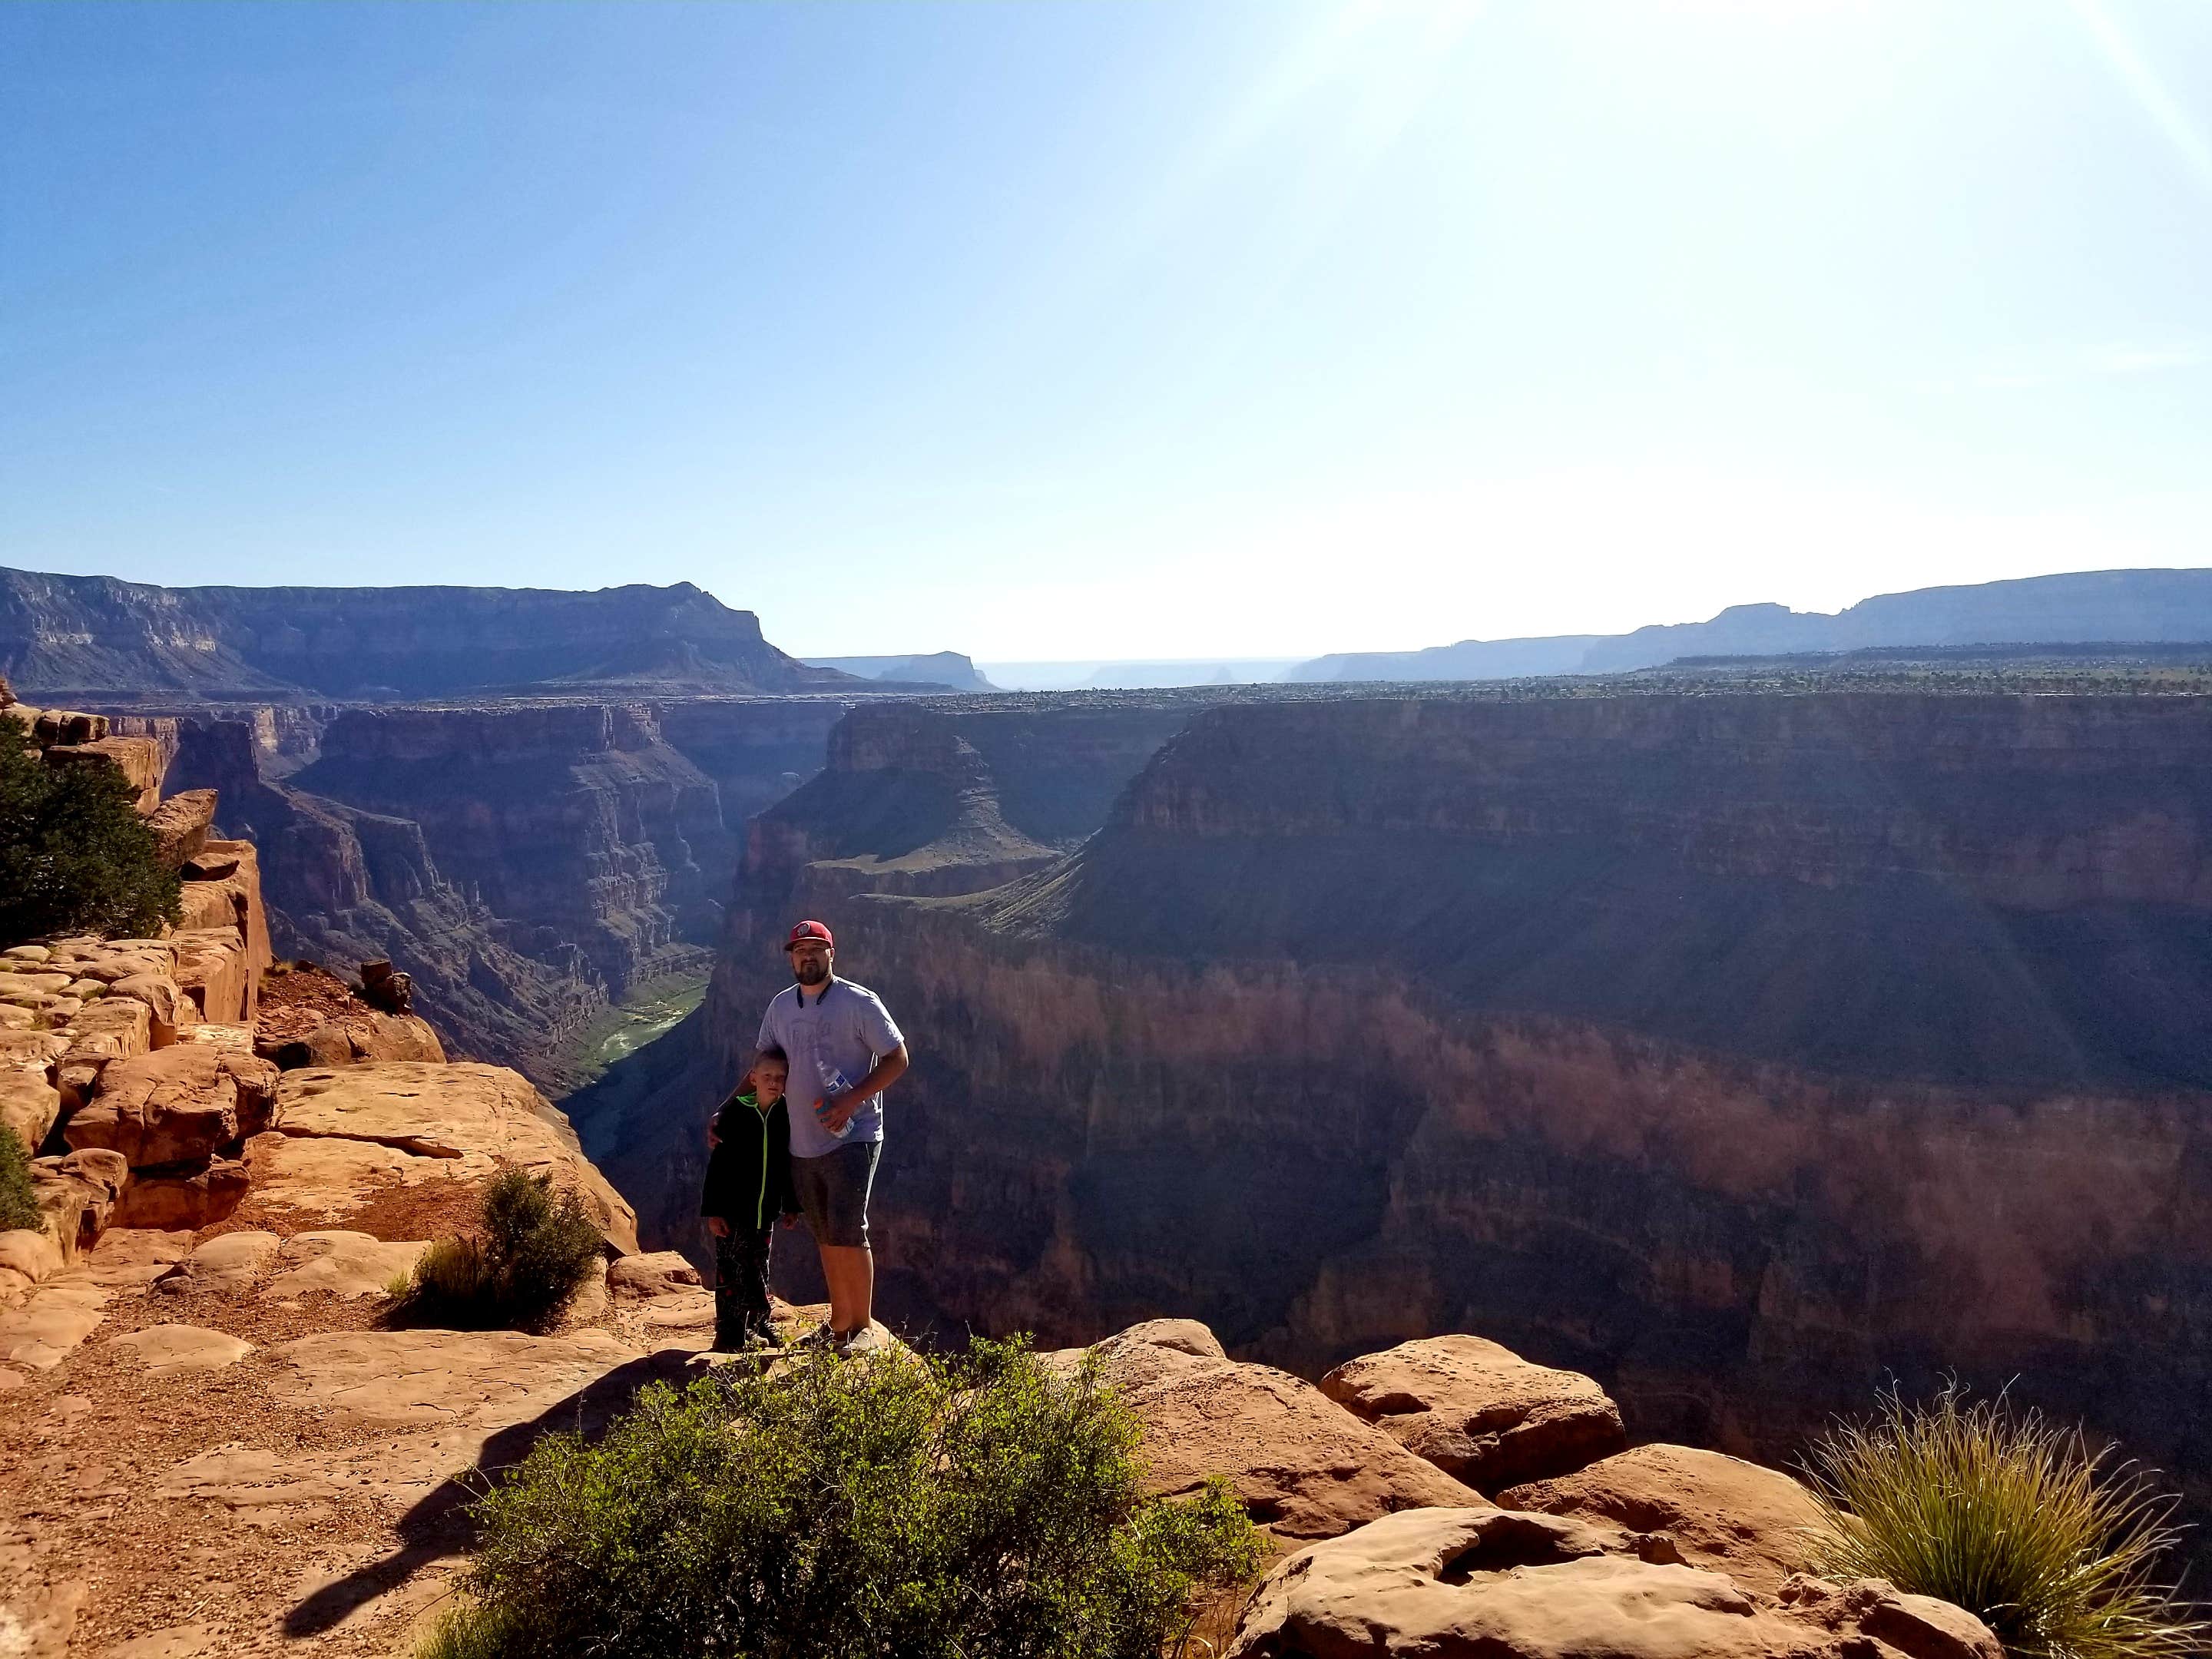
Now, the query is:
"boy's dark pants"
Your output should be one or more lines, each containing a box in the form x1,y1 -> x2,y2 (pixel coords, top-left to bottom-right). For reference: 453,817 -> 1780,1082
714,1224 -> 775,1347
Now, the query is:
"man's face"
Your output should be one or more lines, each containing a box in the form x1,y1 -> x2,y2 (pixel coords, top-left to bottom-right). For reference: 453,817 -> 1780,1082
790,941 -> 833,986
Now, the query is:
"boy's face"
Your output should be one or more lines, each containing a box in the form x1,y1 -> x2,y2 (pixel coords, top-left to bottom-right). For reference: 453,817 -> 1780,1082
753,1061 -> 788,1101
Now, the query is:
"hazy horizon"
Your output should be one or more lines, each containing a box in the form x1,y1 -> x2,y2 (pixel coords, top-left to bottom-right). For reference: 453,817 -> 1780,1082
7,2 -> 2210,660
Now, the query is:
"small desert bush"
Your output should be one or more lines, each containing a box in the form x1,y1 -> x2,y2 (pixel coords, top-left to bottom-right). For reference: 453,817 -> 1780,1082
0,1124 -> 41,1231
416,1335 -> 1262,1659
389,1169 -> 604,1330
0,735 -> 179,942
1802,1380 -> 2205,1659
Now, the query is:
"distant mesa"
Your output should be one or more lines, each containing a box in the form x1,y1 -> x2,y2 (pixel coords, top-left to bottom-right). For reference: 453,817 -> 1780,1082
0,566 -> 864,704
1290,567 -> 2212,683
982,658 -> 1305,691
801,652 -> 997,693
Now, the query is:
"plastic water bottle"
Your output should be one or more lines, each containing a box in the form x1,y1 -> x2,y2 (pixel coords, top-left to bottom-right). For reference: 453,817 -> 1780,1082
815,1058 -> 856,1141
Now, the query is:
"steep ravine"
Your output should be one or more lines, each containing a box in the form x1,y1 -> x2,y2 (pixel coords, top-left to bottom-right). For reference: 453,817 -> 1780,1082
588,686 -> 2212,1539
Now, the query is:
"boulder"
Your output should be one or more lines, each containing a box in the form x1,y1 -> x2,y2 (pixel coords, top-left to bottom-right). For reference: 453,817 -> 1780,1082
109,972 -> 191,1045
109,1323 -> 254,1376
1048,1321 -> 1480,1538
61,994 -> 154,1068
607,1250 -> 704,1298
0,1066 -> 61,1150
29,1151 -> 128,1258
33,710 -> 108,746
0,1227 -> 65,1300
263,1230 -> 432,1300
1498,1444 -> 1826,1597
110,1158 -> 250,1230
273,1063 -> 638,1251
0,1277 -> 109,1369
144,787 -> 219,869
171,927 -> 253,1025
1226,1506 -> 2002,1659
155,1229 -> 283,1294
64,1046 -> 279,1166
1114,1317 -> 1227,1358
1320,1335 -> 1626,1492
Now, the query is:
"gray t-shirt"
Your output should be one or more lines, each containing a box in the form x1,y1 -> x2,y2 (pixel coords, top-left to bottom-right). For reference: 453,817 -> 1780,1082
758,977 -> 906,1159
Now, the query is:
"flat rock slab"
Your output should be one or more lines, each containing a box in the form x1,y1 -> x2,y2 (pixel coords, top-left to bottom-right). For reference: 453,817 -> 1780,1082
108,1324 -> 253,1376
157,1230 -> 283,1293
263,1231 -> 432,1300
606,1250 -> 703,1298
1048,1320 -> 1480,1540
1320,1334 -> 1626,1492
238,1129 -> 423,1225
272,1063 -> 637,1250
1498,1443 -> 1826,1598
0,1278 -> 110,1369
268,1327 -> 641,1432
1226,1506 -> 2002,1659
78,1229 -> 194,1289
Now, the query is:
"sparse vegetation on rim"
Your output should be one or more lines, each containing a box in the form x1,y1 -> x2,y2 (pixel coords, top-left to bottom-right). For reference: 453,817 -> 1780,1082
416,1336 -> 1262,1659
1801,1381 -> 2206,1659
386,1167 -> 606,1331
0,733 -> 179,943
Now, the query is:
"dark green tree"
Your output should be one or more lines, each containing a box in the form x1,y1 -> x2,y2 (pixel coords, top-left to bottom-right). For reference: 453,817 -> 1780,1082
0,737 -> 179,942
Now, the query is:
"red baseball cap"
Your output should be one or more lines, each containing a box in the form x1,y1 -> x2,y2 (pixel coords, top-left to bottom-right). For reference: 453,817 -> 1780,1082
784,919 -> 834,952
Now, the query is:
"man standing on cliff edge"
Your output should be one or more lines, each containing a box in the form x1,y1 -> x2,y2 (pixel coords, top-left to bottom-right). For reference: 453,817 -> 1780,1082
755,919 -> 909,1354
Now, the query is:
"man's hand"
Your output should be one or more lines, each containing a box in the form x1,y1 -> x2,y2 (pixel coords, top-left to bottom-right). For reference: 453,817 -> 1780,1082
706,1216 -> 730,1238
780,1213 -> 798,1229
816,1091 -> 863,1134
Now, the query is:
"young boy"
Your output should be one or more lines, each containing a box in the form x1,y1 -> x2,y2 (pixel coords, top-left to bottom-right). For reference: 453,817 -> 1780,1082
700,1046 -> 799,1351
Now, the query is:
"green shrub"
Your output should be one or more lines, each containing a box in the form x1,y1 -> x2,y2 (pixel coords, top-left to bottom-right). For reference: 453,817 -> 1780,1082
425,1336 -> 1262,1659
1802,1381 -> 2205,1659
0,1124 -> 41,1231
390,1169 -> 605,1330
0,735 -> 179,942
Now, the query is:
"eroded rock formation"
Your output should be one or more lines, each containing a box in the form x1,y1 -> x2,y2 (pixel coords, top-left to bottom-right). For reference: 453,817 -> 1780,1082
611,685 -> 2212,1547
0,567 -> 855,702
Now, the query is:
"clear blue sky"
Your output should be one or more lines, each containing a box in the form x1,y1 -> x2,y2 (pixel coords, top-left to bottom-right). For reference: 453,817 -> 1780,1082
5,2 -> 2210,659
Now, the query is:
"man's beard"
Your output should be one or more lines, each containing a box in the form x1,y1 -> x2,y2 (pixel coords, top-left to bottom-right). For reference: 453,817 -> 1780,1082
793,961 -> 830,986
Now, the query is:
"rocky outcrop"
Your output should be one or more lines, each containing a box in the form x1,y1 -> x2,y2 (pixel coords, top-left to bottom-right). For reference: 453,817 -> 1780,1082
1227,1508 -> 2000,1659
1046,1320 -> 1480,1538
154,700 -> 854,1088
1498,1444 -> 1828,1598
0,567 -> 856,701
1321,1335 -> 1628,1493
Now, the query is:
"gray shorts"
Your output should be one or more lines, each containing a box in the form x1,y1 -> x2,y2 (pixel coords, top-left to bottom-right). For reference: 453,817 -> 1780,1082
790,1141 -> 880,1249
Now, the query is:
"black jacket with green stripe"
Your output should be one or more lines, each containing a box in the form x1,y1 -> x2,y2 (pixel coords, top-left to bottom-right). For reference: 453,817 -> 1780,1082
700,1090 -> 799,1232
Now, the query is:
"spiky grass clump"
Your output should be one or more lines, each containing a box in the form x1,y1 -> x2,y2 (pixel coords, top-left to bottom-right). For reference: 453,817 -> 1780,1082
1802,1381 -> 2204,1659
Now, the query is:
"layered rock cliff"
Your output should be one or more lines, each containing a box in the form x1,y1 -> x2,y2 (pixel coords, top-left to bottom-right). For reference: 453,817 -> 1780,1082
614,685 -> 2212,1545
152,698 -> 856,1090
0,567 -> 856,702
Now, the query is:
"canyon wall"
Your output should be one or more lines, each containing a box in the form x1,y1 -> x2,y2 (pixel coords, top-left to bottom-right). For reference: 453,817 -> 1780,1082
0,567 -> 856,701
164,697 -> 853,1088
604,687 -> 2212,1533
